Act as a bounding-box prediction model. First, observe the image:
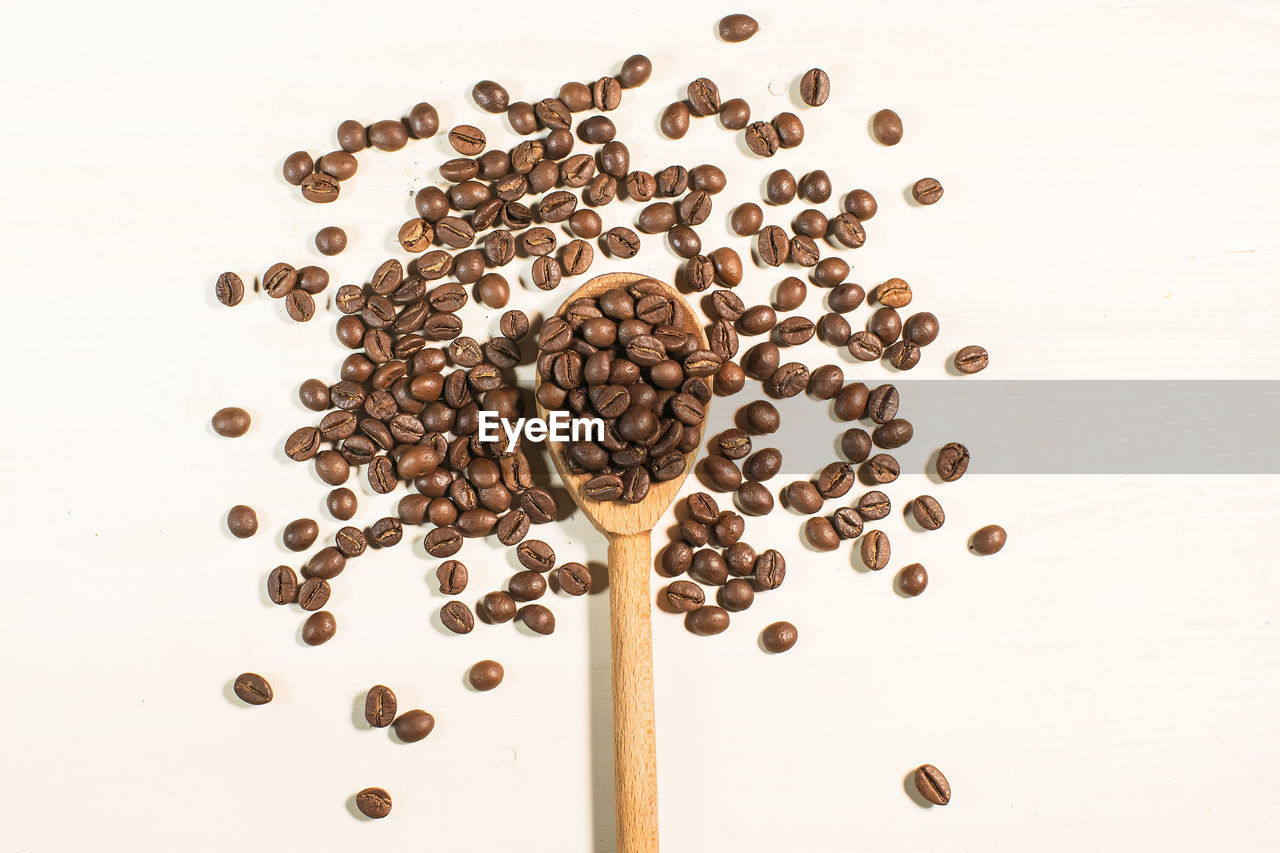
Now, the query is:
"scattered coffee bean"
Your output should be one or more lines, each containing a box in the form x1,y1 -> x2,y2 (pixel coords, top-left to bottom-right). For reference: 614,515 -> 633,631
913,178 -> 944,205
393,709 -> 436,742
971,525 -> 1007,555
469,660 -> 505,690
481,591 -> 518,624
556,562 -> 591,595
936,442 -> 970,482
872,108 -> 903,145
301,610 -> 337,645
761,621 -> 798,653
227,505 -> 258,538
215,272 -> 244,307
267,565 -> 298,605
914,764 -> 951,805
860,530 -> 890,571
718,13 -> 759,42
233,673 -> 273,705
436,560 -> 468,595
356,787 -> 392,819
686,605 -> 730,636
898,563 -> 928,596
660,102 -> 691,139
955,345 -> 989,374
856,490 -> 892,521
719,578 -> 755,611
800,68 -> 830,106
212,407 -> 251,437
519,604 -> 556,635
440,600 -> 475,634
365,685 -> 397,727
805,516 -> 840,551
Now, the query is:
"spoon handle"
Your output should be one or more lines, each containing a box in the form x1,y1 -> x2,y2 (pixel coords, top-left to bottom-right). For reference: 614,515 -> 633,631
608,531 -> 659,853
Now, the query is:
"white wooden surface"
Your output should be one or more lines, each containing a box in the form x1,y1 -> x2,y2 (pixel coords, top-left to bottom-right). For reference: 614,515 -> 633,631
1,0 -> 1278,850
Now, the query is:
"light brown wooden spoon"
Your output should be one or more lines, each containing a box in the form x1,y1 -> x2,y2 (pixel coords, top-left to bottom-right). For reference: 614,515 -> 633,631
535,272 -> 708,853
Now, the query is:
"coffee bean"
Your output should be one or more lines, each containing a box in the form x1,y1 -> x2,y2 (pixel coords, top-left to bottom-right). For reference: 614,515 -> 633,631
407,103 -> 439,139
936,442 -> 970,482
687,77 -> 722,116
327,488 -> 357,521
774,112 -> 804,148
761,621 -> 798,653
971,524 -> 1007,555
817,314 -> 852,347
440,600 -> 475,634
914,764 -> 950,805
805,516 -> 839,551
817,461 -> 857,499
903,312 -> 939,346
885,340 -> 921,370
784,481 -> 823,514
301,610 -> 337,645
686,605 -> 730,635
860,453 -> 900,485
282,151 -> 314,185
873,418 -> 914,449
659,101 -> 691,139
668,225 -> 701,259
954,345 -> 989,374
774,277 -> 806,311
282,518 -> 318,552
741,400 -> 780,434
686,492 -> 720,524
736,481 -> 774,516
317,151 -> 357,181
829,283 -> 866,314
767,363 -> 809,398
834,383 -> 869,423
798,170 -> 832,204
831,507 -> 864,539
233,673 -> 273,705
872,108 -> 903,145
856,490 -> 891,521
364,685 -> 397,727
738,305 -> 776,336
866,384 -> 899,423
766,169 -> 797,204
393,708 -> 436,742
212,407 -> 251,437
433,559 -> 467,595
745,120 -> 781,156
829,213 -> 866,248
472,80 -> 509,113
507,101 -> 538,134
469,660 -> 504,691
898,563 -> 928,596
876,278 -> 912,309
757,225 -> 790,266
701,455 -> 742,492
661,542 -> 694,576
519,604 -> 556,635
267,565 -> 298,605
291,575 -> 328,612
913,178 -> 944,205
227,505 -> 258,538
800,68 -> 830,106
718,13 -> 759,41
775,317 -> 816,346
215,272 -> 244,307
300,171 -> 340,203
725,205 -> 762,241
860,530 -> 890,570
665,580 -> 705,612
368,119 -> 409,151
620,54 -> 652,88
425,526 -> 463,557
552,562 -> 589,596
480,591 -> 518,624
448,124 -> 486,156
307,547 -> 347,579
712,511 -> 745,548
911,495 -> 945,530
353,787 -> 392,820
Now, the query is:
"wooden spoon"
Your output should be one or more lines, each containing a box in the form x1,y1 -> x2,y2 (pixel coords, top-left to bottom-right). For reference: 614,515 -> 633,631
535,272 -> 708,853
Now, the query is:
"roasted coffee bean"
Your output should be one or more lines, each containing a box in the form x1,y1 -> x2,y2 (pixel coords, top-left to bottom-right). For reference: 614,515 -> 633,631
405,102 -> 439,139
336,121 -> 367,152
318,151 -> 357,181
668,225 -> 701,258
914,764 -> 950,805
743,342 -> 779,379
440,600 -> 475,634
745,120 -> 781,156
701,456 -> 742,491
335,525 -> 368,557
718,13 -> 758,41
829,283 -> 866,314
856,490 -> 891,521
481,590 -> 518,623
215,272 -> 244,307
558,82 -> 592,113
368,119 -> 409,151
831,507 -> 864,540
425,526 -> 463,557
813,257 -> 849,288
723,542 -> 757,577
832,384 -> 869,424
267,565 -> 299,605
784,481 -> 823,514
770,279 -> 804,313
637,202 -> 677,234
766,169 -> 797,204
282,518 -> 319,552
556,562 -> 591,596
212,406 -> 251,437
761,621 -> 798,653
971,524 -> 1007,555
519,604 -> 556,635
742,400 -> 780,434
508,570 -> 547,602
659,101 -> 691,140
774,112 -> 804,147
736,481 -> 774,516
327,488 -> 358,521
817,462 -> 857,499
861,453 -> 900,485
233,673 -> 273,705
817,313 -> 852,347
508,101 -> 538,135
871,108 -> 903,145
775,317 -> 816,346
797,171 -> 832,205
689,165 -> 726,195
873,418 -> 913,449
227,505 -> 258,538
435,560 -> 468,595
767,362 -> 809,398
472,80 -> 509,113
619,54 -> 652,88
297,576 -> 331,611
808,364 -> 844,399
885,340 -> 921,370
522,488 -> 557,524
686,605 -> 730,636
592,76 -> 622,111
679,190 -> 713,226
876,278 -> 912,309
747,550 -> 784,592
664,580 -> 705,612
302,610 -> 337,645
898,563 -> 928,596
955,345 -> 990,374
731,202 -> 763,236
911,495 -> 945,531
365,685 -> 397,727
282,151 -> 314,186
300,171 -> 340,203
860,530 -> 890,571
790,235 -> 819,267
902,312 -> 939,347
536,98 -> 573,130
800,67 -> 830,106
793,208 -> 828,240
712,511 -> 745,547
716,98 -> 749,131
805,516 -> 839,551
687,77 -> 722,116
285,289 -> 315,322
913,178 -> 944,205
847,331 -> 883,362
355,787 -> 392,820
743,448 -> 782,482
469,660 -> 505,691
448,124 -> 486,156
661,542 -> 694,576
757,225 -> 790,266
687,492 -> 720,525
866,384 -> 899,423
936,442 -> 970,481
393,708 -> 436,742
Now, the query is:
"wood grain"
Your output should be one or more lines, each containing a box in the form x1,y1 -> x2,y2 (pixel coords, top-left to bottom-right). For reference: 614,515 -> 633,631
536,272 -> 710,853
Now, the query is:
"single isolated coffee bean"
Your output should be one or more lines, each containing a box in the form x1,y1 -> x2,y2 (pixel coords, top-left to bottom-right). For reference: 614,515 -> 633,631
469,660 -> 504,691
393,708 -> 436,742
215,272 -> 244,306
365,685 -> 397,727
761,621 -> 798,653
911,495 -> 946,530
233,673 -> 273,705
211,407 -> 251,437
800,68 -> 830,106
971,524 -> 1008,554
872,108 -> 903,145
356,787 -> 392,819
955,345 -> 990,374
913,178 -> 944,205
620,54 -> 652,88
898,563 -> 928,596
914,764 -> 951,805
718,13 -> 759,42
226,505 -> 258,538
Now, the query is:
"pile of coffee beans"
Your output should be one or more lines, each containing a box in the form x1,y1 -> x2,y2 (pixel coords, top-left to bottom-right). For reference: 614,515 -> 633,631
214,8 -> 1002,817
